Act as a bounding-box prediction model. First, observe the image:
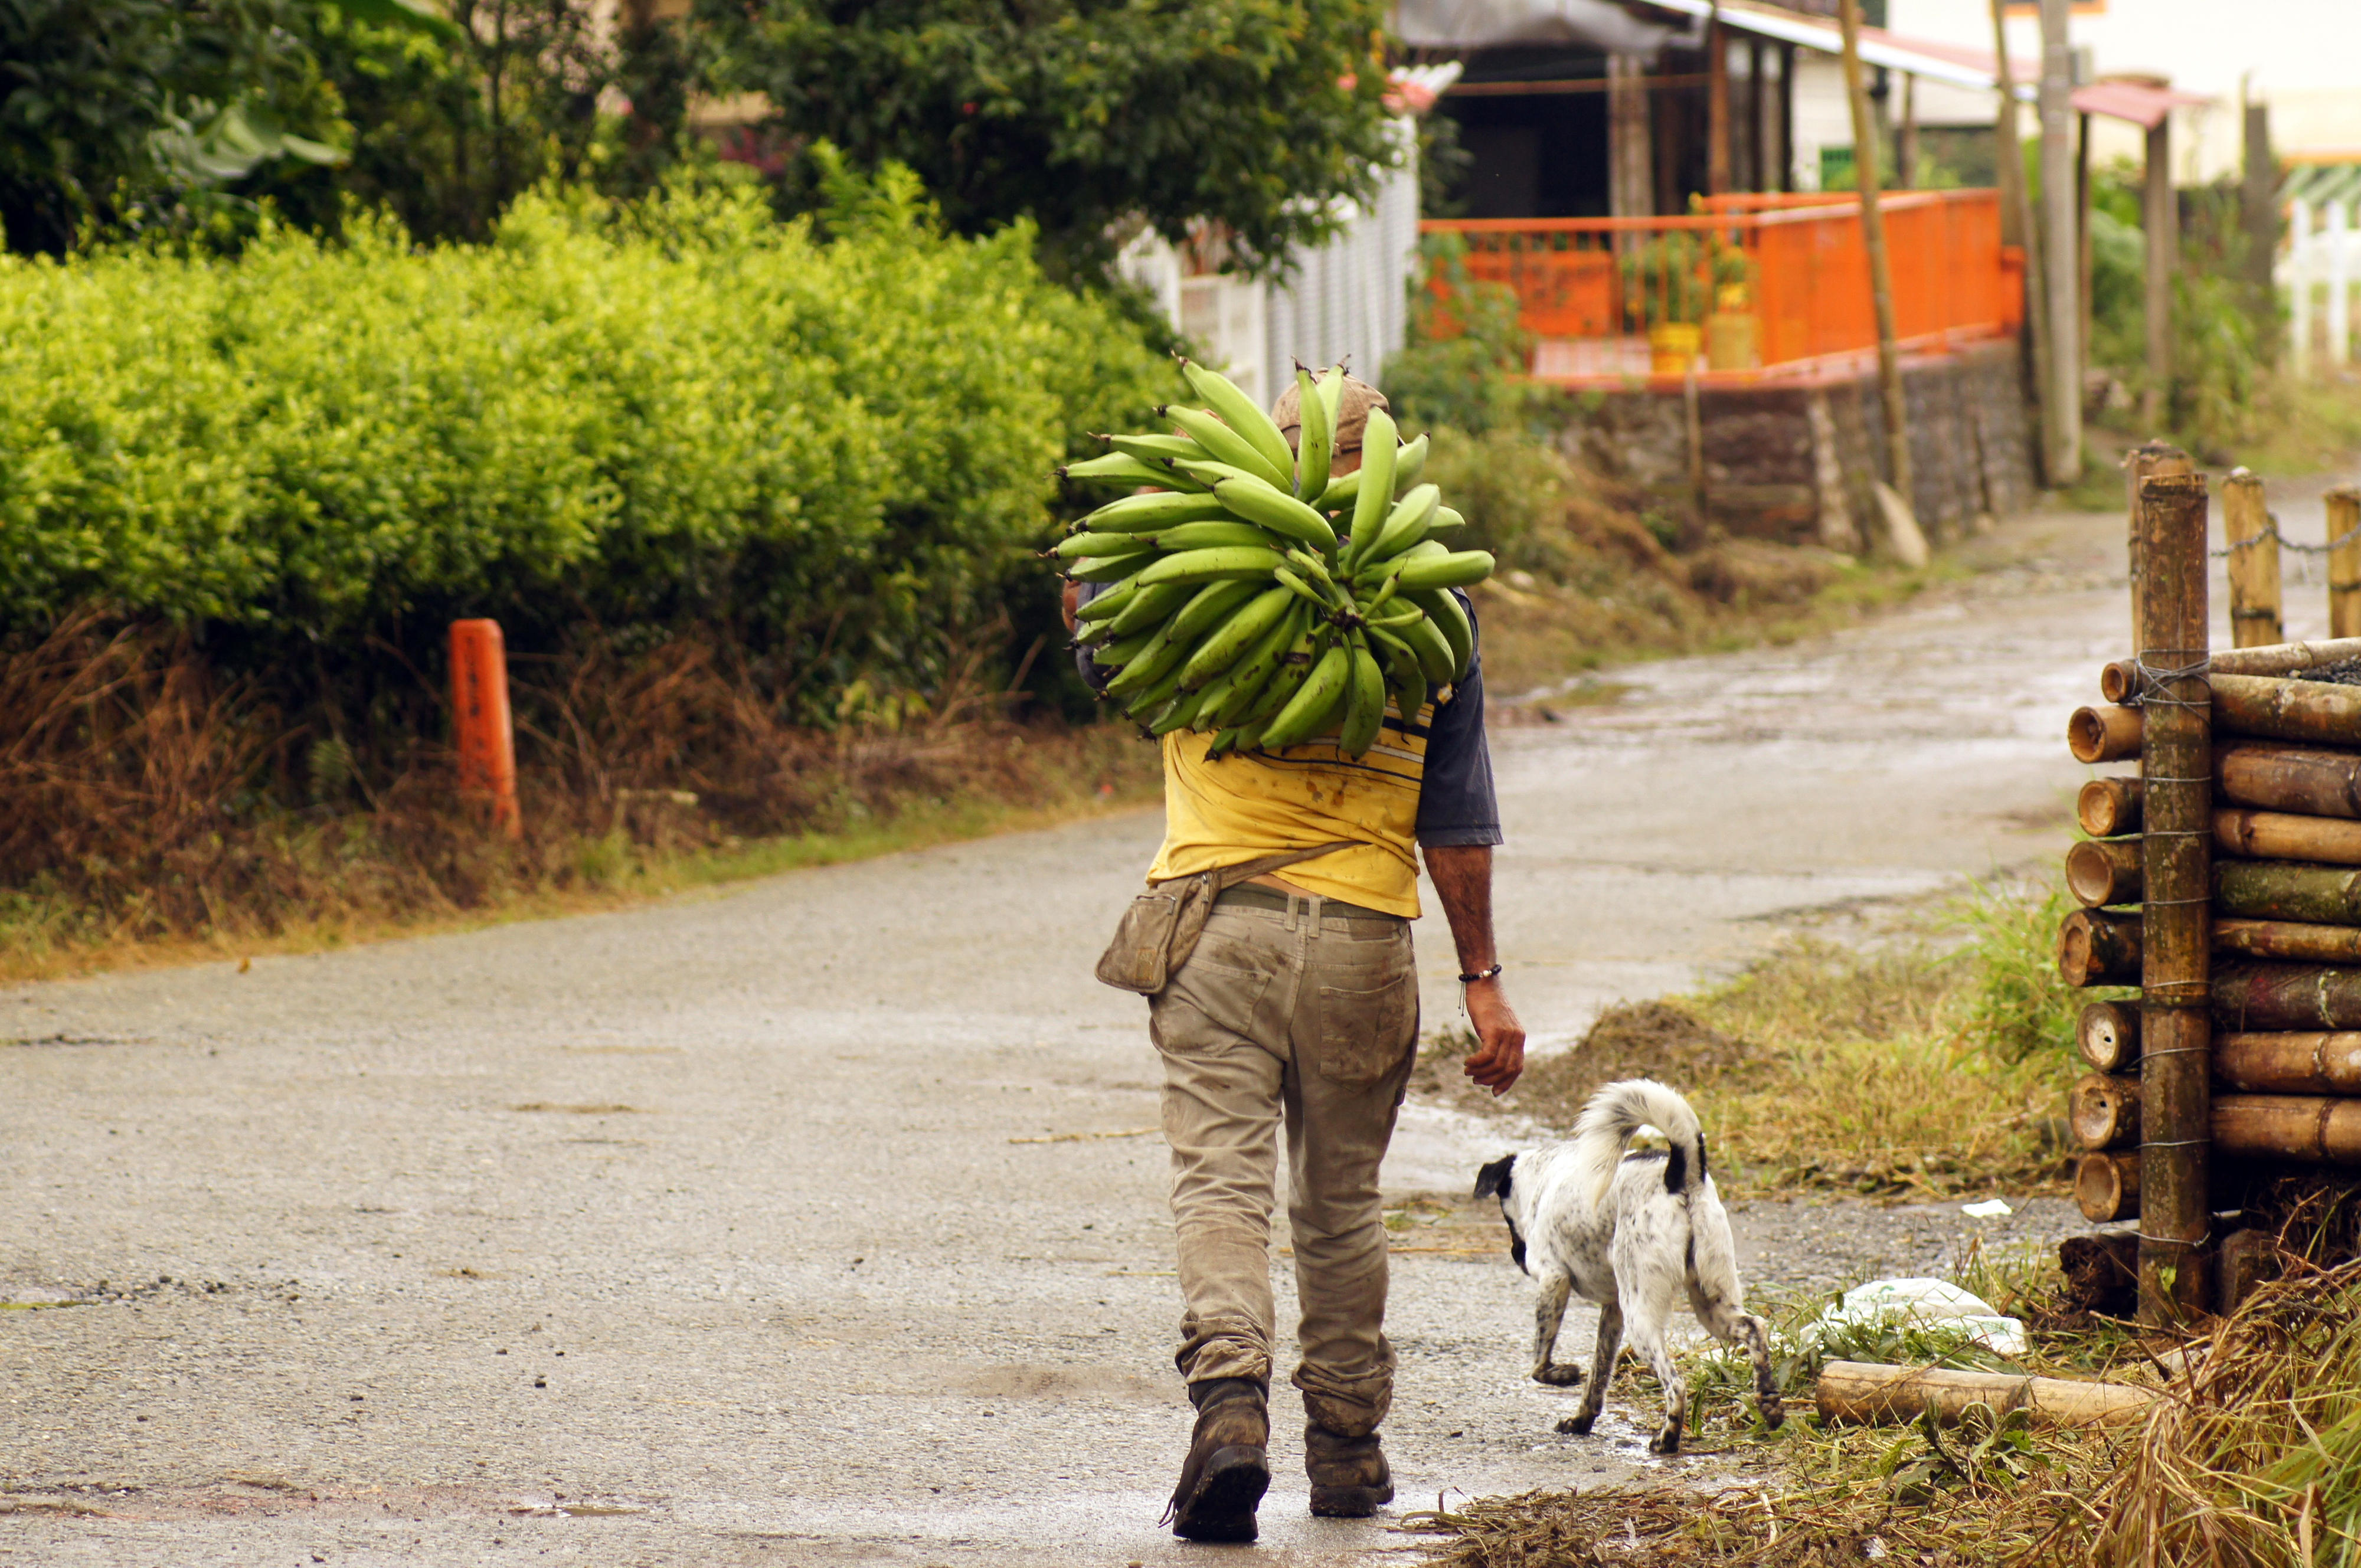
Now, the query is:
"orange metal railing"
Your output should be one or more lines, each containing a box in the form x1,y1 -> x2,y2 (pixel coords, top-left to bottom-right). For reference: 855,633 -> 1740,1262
1421,189 -> 2022,386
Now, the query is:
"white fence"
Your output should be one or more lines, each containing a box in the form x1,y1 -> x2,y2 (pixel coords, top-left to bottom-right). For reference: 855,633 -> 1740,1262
2285,196 -> 2359,377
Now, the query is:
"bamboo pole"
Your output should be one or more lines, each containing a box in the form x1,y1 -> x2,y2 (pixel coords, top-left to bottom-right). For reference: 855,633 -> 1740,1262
2061,908 -> 2143,986
2215,918 -> 2361,964
2100,659 -> 2138,704
2215,860 -> 2361,925
2213,673 -> 2361,747
1708,7 -> 1732,197
2066,837 -> 2143,907
2222,469 -> 2282,648
2215,960 -> 2361,1030
2036,0 -> 2081,483
2215,1093 -> 2361,1164
2216,807 -> 2361,865
2078,777 -> 2143,837
2213,638 -> 2361,677
2071,1071 -> 2142,1150
2075,1151 -> 2141,1221
2332,487 -> 2361,638
2143,117 -> 2175,430
2121,443 -> 2192,624
1837,0 -> 1912,506
1987,0 -> 2052,463
2079,1000 -> 2141,1072
2069,705 -> 2143,762
2217,741 -> 2361,819
2215,1031 -> 2361,1094
2137,470 -> 2212,1324
1816,1361 -> 2156,1428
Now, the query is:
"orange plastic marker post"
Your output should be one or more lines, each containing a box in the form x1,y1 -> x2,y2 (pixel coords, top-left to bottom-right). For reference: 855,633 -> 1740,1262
449,618 -> 521,838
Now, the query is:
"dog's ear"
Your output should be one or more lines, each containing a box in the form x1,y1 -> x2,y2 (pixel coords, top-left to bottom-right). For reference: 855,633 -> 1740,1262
1473,1154 -> 1516,1201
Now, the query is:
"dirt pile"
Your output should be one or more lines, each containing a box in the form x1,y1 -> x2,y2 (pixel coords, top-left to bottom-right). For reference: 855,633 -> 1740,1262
1415,1000 -> 1746,1130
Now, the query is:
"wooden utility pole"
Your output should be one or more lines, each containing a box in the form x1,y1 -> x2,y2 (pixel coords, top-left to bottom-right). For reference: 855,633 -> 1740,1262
2244,96 -> 2278,362
2038,0 -> 2083,483
1989,0 -> 2052,479
2144,114 -> 2178,428
1708,8 -> 1732,197
1896,73 -> 1919,188
1839,0 -> 1913,505
1609,55 -> 1654,220
1748,40 -> 1768,192
2136,470 -> 2213,1326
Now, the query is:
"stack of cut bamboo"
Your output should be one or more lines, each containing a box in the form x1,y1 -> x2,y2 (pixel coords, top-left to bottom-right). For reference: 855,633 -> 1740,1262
2059,461 -> 2361,1320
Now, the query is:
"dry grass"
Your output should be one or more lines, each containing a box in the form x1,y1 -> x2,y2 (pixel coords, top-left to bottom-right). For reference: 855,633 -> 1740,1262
1414,882 -> 2087,1200
0,611 -> 1160,980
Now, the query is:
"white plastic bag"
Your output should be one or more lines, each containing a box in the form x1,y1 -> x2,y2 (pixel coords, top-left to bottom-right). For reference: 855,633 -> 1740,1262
1810,1276 -> 2028,1357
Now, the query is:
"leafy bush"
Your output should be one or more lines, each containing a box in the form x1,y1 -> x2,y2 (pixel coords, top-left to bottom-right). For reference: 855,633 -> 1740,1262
1382,230 -> 1546,436
0,174 -> 1172,716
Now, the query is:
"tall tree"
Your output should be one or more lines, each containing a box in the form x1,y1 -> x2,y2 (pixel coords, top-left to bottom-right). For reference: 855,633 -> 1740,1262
696,0 -> 1398,277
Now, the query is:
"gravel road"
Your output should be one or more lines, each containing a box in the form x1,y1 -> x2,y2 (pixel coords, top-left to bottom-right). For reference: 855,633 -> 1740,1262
0,495 -> 2313,1566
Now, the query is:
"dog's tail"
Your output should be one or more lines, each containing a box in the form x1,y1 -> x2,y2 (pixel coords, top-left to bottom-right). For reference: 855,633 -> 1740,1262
1570,1078 -> 1709,1206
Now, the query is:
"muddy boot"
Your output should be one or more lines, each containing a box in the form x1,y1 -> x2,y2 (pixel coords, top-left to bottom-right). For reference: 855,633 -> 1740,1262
1305,1423 -> 1393,1517
1163,1377 -> 1270,1543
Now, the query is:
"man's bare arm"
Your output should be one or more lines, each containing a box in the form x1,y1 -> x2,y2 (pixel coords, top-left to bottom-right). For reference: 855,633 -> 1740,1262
1424,844 -> 1524,1094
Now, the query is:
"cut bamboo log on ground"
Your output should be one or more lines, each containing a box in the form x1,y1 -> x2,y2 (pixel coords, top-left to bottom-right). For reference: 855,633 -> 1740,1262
2332,487 -> 2361,639
2071,1071 -> 2141,1150
2215,859 -> 2361,925
2137,470 -> 2213,1324
2076,1151 -> 2141,1222
2065,837 -> 2143,906
2079,1000 -> 2140,1072
2215,1031 -> 2361,1094
2214,673 -> 2361,747
2059,1231 -> 2139,1316
2212,638 -> 2361,677
2213,918 -> 2361,964
2215,960 -> 2361,1030
2215,807 -> 2361,865
2217,741 -> 2361,819
2223,468 -> 2282,648
2215,1092 -> 2361,1164
2069,705 -> 2143,763
1816,1361 -> 2156,1428
2059,908 -> 2142,986
2078,777 -> 2143,837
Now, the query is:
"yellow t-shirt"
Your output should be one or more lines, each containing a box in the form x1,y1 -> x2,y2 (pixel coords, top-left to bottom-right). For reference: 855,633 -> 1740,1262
1146,700 -> 1437,918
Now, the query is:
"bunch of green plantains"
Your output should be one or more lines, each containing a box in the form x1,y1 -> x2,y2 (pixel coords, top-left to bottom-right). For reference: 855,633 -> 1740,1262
1058,362 -> 1495,757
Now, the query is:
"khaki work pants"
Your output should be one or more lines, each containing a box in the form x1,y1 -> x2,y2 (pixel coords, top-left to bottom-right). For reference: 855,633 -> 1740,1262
1149,891 -> 1420,1438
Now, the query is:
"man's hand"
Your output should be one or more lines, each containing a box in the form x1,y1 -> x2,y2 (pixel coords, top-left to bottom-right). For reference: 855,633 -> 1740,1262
1424,844 -> 1523,1096
1460,977 -> 1525,1094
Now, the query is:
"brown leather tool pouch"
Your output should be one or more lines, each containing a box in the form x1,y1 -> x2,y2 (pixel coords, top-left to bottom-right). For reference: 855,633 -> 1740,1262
1093,842 -> 1358,996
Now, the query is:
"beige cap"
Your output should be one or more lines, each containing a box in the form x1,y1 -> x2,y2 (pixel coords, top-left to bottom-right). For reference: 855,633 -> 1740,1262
1270,372 -> 1388,454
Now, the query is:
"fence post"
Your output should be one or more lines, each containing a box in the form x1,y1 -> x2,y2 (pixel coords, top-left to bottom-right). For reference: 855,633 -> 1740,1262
2222,468 -> 2281,648
2333,201 -> 2353,369
450,618 -> 522,839
2123,440 -> 2191,631
2291,198 -> 2314,377
2135,470 -> 2213,1327
2333,487 -> 2361,639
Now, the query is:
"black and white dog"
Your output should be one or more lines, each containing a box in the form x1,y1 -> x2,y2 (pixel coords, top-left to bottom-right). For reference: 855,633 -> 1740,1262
1472,1077 -> 1783,1454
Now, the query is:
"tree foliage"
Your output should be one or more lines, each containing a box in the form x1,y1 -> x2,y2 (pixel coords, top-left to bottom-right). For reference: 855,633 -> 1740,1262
695,0 -> 1399,277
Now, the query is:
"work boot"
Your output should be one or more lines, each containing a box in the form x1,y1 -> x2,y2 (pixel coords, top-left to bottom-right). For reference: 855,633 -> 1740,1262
1163,1377 -> 1270,1543
1305,1423 -> 1393,1518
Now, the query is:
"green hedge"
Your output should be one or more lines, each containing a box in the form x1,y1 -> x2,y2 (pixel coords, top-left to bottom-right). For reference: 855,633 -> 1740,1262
0,178 -> 1170,708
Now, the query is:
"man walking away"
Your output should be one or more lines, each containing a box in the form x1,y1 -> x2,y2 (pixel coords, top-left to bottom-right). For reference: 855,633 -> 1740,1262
1071,376 -> 1525,1543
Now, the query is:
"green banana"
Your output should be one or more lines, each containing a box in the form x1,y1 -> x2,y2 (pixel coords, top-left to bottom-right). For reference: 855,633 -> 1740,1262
1147,684 -> 1211,736
1407,588 -> 1474,677
1160,404 -> 1292,492
1239,625 -> 1321,725
1180,359 -> 1297,482
1075,577 -> 1140,624
1106,607 -> 1205,693
1391,549 -> 1496,592
1397,611 -> 1457,684
1294,366 -> 1332,502
1081,490 -> 1234,533
1160,578 -> 1267,649
1315,365 -> 1346,441
1176,584 -> 1294,688
1335,636 -> 1384,757
1069,554 -> 1150,583
1208,602 -> 1310,728
1095,627 -> 1160,667
1104,578 -> 1201,638
1359,483 -> 1440,565
1272,565 -> 1329,611
1136,545 -> 1291,588
1169,457 -> 1271,492
1392,432 -> 1429,495
1212,476 -> 1338,553
1257,643 -> 1352,751
1346,408 -> 1398,569
1314,467 -> 1360,513
1379,636 -> 1427,724
1206,725 -> 1248,760
1106,433 -> 1206,465
1140,520 -> 1283,552
1061,451 -> 1206,492
1120,659 -> 1189,718
1428,505 -> 1465,535
1354,538 -> 1449,588
1052,529 -> 1155,560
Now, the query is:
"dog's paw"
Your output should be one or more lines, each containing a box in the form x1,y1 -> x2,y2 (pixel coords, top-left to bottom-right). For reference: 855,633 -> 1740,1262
1554,1414 -> 1595,1436
1759,1401 -> 1788,1430
1531,1363 -> 1585,1388
1647,1427 -> 1682,1455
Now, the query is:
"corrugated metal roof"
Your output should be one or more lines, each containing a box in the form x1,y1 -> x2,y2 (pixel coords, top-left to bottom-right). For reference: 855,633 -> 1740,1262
2068,79 -> 2209,129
